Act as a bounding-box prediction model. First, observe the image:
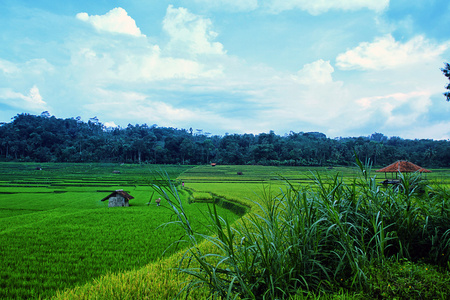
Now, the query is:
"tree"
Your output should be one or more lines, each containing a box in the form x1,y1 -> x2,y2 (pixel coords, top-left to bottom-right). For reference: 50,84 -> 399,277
441,62 -> 450,101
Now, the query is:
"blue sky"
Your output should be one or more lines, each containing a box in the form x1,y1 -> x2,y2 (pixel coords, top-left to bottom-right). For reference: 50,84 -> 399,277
1,0 -> 449,139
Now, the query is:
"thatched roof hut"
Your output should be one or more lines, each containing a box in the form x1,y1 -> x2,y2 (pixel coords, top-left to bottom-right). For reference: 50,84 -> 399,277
376,161 -> 431,179
101,189 -> 134,207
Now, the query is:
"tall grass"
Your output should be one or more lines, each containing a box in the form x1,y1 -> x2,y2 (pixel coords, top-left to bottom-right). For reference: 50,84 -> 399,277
151,158 -> 450,299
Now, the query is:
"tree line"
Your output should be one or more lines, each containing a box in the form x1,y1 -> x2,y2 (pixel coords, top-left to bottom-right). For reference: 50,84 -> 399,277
0,112 -> 449,167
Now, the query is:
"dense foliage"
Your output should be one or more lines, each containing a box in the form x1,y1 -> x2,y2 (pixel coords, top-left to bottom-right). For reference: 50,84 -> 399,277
442,62 -> 450,102
159,160 -> 450,299
1,112 -> 449,167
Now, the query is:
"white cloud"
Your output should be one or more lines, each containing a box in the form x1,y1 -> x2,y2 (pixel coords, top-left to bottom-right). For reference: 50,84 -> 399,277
68,6 -> 227,85
80,86 -> 260,133
356,91 -> 432,127
131,101 -> 197,123
191,0 -> 258,11
28,85 -> 45,105
83,88 -> 198,125
23,59 -> 55,77
163,5 -> 225,56
292,59 -> 334,85
126,99 -> 256,133
336,35 -> 449,70
76,7 -> 144,37
0,59 -> 20,75
0,85 -> 47,111
403,121 -> 450,140
103,121 -> 118,128
229,61 -> 348,134
114,45 -> 213,81
265,0 -> 389,15
0,58 -> 53,77
69,43 -> 220,85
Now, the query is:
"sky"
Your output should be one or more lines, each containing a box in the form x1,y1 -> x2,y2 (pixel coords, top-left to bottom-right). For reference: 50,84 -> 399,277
1,0 -> 449,139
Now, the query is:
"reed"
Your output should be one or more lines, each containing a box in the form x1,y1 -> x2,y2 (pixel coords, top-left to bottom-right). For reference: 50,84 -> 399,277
152,158 -> 450,299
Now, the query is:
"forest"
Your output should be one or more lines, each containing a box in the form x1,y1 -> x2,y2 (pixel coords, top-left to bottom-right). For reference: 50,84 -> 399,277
0,112 -> 449,167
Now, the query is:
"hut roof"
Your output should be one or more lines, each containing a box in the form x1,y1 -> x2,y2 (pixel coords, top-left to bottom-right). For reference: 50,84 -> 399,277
376,161 -> 431,173
101,189 -> 134,201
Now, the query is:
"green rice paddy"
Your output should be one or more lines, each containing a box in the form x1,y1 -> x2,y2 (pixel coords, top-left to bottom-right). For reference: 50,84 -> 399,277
0,162 -> 449,299
0,163 -> 238,299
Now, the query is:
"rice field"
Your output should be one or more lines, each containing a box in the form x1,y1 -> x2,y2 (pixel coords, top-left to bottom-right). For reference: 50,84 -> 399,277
181,164 -> 366,209
1,162 -> 449,299
181,164 -> 450,207
0,163 -> 240,300
176,163 -> 450,299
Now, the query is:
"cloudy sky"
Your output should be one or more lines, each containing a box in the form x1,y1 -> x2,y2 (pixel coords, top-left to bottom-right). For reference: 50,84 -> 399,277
1,0 -> 449,139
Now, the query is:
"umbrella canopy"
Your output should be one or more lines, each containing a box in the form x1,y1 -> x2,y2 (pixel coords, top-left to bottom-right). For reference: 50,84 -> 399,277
376,161 -> 431,173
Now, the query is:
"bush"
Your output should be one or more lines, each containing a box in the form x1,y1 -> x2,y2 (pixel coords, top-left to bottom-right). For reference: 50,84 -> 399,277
151,159 -> 450,299
366,260 -> 450,299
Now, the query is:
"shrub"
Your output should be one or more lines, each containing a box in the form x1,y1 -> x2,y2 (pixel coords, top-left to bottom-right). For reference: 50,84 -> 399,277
151,159 -> 450,299
366,260 -> 450,299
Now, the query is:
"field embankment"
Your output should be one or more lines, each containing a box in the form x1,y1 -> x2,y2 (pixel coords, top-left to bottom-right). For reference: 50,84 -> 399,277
1,163 -> 449,299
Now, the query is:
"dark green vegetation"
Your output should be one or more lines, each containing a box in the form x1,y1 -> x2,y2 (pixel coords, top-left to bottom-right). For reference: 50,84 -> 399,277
0,163 -> 240,300
442,62 -> 450,102
1,113 -> 450,166
164,161 -> 450,299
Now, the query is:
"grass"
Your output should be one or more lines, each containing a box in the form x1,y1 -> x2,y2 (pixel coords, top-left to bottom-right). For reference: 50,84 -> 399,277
52,163 -> 450,299
191,191 -> 214,201
154,161 -> 450,299
0,163 -> 240,299
364,260 -> 450,299
1,162 -> 449,299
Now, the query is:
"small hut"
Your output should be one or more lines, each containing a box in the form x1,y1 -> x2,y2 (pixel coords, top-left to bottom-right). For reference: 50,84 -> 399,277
376,160 -> 431,183
101,189 -> 134,207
